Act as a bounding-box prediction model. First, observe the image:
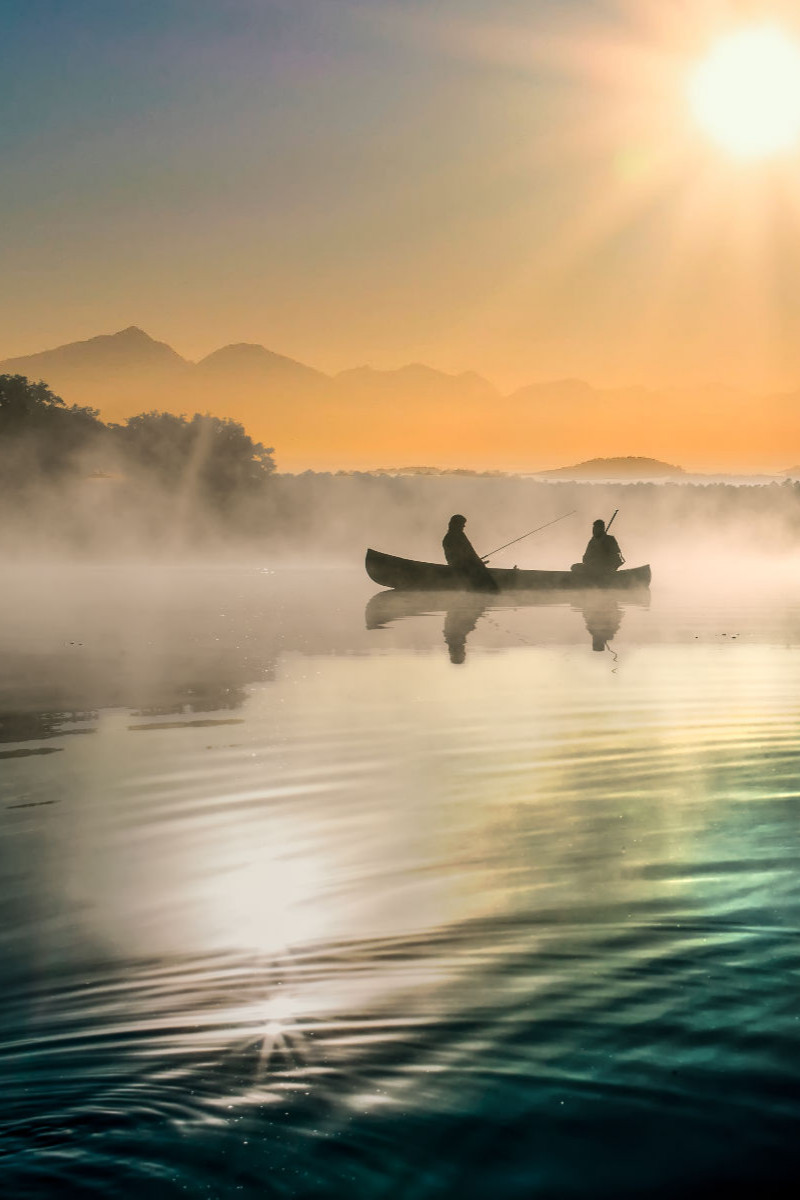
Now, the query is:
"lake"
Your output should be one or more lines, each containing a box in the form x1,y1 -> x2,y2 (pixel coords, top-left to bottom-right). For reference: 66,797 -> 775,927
2,561 -> 800,1197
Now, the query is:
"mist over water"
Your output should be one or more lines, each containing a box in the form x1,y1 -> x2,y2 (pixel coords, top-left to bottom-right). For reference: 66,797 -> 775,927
4,470 -> 800,573
2,542 -> 800,1197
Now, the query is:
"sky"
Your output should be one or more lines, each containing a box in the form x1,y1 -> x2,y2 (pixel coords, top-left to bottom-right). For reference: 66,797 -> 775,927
3,0 -> 800,392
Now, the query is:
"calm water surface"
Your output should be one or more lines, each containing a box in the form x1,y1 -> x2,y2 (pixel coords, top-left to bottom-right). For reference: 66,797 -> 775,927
2,563 -> 800,1197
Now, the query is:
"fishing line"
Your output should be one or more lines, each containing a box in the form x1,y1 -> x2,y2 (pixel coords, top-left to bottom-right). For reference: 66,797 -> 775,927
482,510 -> 577,560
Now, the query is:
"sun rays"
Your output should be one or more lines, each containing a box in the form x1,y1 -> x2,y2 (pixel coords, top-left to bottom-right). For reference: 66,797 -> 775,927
440,2 -> 800,388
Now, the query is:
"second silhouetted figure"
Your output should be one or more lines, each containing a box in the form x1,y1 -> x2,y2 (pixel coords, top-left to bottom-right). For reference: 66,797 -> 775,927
581,518 -> 624,578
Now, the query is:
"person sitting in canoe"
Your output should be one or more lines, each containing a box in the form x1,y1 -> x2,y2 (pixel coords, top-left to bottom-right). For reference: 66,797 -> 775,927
574,518 -> 624,579
443,515 -> 498,592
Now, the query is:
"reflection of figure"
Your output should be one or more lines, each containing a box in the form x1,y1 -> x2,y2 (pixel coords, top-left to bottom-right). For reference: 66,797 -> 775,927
443,598 -> 487,664
573,519 -> 624,580
580,595 -> 622,652
443,515 -> 498,592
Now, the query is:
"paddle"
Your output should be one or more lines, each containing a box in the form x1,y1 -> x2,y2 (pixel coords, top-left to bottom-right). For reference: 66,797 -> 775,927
482,510 -> 577,561
605,509 -> 625,565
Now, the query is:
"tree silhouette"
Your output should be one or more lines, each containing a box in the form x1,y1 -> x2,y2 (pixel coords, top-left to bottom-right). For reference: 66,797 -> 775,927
0,374 -> 103,485
112,411 -> 275,507
0,376 -> 276,520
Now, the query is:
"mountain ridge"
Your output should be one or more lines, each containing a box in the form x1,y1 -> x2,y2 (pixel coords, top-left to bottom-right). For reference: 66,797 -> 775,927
1,327 -> 797,474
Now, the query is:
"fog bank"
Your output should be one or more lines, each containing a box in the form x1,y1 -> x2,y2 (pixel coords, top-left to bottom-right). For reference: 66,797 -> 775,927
2,472 -> 800,571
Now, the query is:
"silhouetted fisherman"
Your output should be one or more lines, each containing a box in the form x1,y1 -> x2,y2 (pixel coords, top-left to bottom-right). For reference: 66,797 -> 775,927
442,515 -> 498,592
576,518 -> 624,579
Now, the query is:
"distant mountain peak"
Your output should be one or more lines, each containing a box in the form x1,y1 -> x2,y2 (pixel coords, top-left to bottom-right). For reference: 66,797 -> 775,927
196,342 -> 328,380
0,326 -> 188,373
508,377 -> 597,402
400,362 -> 448,378
59,325 -> 173,351
207,342 -> 272,354
200,342 -> 294,364
111,325 -> 174,347
334,362 -> 498,401
338,362 -> 482,382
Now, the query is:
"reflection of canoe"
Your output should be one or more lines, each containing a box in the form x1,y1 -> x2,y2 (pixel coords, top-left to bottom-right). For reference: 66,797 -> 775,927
365,587 -> 649,630
365,549 -> 652,592
366,590 -> 489,629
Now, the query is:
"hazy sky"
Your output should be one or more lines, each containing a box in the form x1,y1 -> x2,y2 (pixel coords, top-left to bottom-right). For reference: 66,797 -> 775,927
3,0 -> 800,390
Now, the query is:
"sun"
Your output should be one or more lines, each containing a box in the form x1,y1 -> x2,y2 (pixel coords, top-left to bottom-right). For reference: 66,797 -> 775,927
688,25 -> 800,159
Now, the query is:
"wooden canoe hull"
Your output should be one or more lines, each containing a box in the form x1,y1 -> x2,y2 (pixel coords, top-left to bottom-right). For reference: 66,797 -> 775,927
365,549 -> 651,592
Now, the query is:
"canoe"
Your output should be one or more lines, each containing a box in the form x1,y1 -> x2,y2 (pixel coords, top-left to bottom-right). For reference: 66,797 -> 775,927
365,548 -> 651,592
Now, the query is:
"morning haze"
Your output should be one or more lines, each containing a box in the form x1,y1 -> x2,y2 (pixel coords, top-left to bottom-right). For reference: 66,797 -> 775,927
4,3 -> 800,1199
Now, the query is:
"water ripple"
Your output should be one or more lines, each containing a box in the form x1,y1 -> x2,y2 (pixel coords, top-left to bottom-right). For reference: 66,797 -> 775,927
1,909 -> 799,1194
3,580 -> 800,1194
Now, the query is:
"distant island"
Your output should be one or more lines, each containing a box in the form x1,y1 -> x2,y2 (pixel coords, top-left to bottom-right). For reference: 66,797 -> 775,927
537,457 -> 685,480
332,458 -> 684,479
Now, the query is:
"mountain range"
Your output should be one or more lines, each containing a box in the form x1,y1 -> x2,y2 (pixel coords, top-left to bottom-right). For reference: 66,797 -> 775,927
2,327 -> 798,473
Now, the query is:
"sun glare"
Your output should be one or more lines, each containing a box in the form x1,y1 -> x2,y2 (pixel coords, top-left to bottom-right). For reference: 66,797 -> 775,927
689,26 -> 800,159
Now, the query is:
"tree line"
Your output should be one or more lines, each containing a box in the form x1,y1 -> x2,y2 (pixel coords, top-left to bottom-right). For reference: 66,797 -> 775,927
0,373 -> 275,509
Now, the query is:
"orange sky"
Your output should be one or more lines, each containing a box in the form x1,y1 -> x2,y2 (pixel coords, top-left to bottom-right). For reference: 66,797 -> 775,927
4,2 -> 800,406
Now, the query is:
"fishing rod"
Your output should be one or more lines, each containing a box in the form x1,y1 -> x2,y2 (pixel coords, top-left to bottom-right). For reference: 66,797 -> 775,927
482,510 -> 577,560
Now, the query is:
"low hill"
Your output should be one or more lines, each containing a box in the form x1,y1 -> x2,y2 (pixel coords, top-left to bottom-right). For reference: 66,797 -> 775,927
538,457 -> 685,480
